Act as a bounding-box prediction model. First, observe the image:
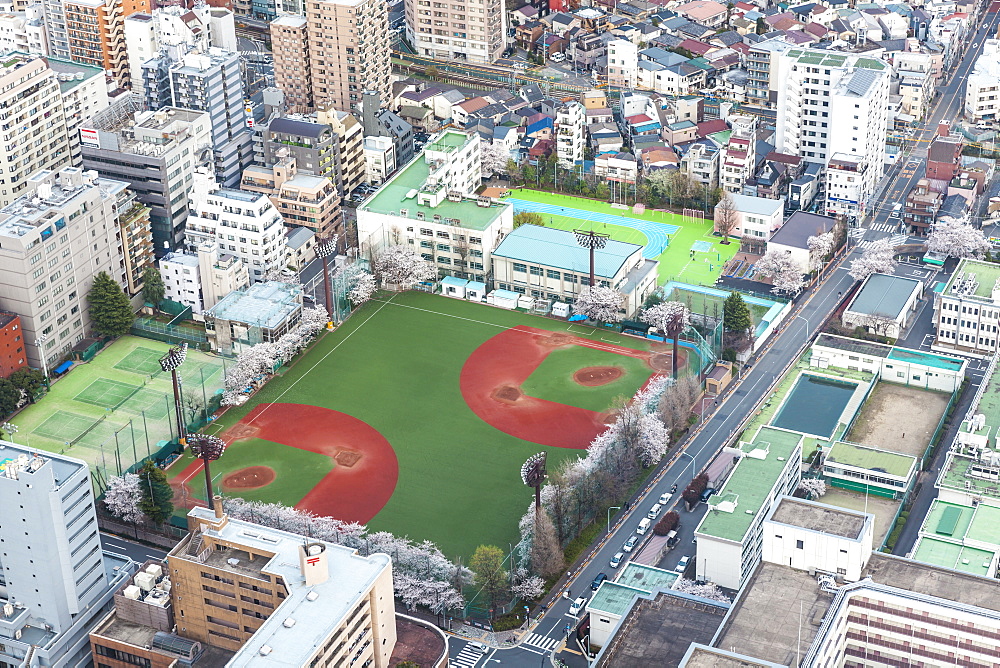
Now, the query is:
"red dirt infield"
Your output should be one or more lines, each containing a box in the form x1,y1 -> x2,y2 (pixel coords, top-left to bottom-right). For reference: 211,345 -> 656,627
573,366 -> 623,387
177,403 -> 398,523
223,466 -> 275,489
460,326 -> 682,448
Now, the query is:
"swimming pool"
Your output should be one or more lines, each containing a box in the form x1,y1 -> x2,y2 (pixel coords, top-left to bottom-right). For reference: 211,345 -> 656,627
771,374 -> 859,438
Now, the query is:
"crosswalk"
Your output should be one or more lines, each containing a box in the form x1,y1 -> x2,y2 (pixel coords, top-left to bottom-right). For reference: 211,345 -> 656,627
522,632 -> 561,651
870,221 -> 901,232
856,234 -> 909,249
452,644 -> 487,667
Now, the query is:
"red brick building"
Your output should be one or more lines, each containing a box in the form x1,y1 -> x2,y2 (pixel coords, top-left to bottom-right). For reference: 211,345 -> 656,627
925,136 -> 963,182
0,312 -> 26,378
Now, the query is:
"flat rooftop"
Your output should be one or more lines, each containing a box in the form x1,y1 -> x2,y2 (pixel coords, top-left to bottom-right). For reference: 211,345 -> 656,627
492,224 -> 641,278
864,551 -> 1000,611
681,645 -> 788,668
696,426 -> 802,543
589,582 -> 650,617
94,613 -> 235,666
911,537 -> 995,577
206,281 -> 301,329
847,273 -> 921,319
825,440 -> 917,479
768,497 -> 867,539
945,257 -> 1000,300
0,441 -> 85,486
716,562 -> 834,666
615,563 -> 678,592
814,333 -> 890,358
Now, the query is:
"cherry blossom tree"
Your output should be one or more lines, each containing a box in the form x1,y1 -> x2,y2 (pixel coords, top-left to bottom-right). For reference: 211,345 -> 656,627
642,301 -> 690,377
481,142 -> 510,178
373,245 -> 437,289
807,231 -> 835,273
848,238 -> 897,282
927,218 -> 991,259
636,413 -> 670,467
672,578 -> 730,603
574,286 -> 625,323
348,270 -> 377,306
756,250 -> 804,296
104,473 -> 143,523
797,478 -> 827,498
511,570 -> 545,600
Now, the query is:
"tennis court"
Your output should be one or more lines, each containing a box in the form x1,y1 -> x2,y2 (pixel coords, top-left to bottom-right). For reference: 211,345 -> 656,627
35,411 -> 100,443
115,346 -> 169,375
75,378 -> 140,408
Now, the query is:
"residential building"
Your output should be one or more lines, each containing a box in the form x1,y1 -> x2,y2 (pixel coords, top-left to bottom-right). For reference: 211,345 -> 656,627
0,167 -> 138,370
305,0 -> 391,112
405,0 -> 505,63
925,135 -> 963,181
965,38 -> 1000,124
113,182 -> 155,298
902,177 -> 943,236
825,152 -> 867,219
184,169 -> 286,283
674,0 -> 727,27
160,244 -> 249,314
358,130 -> 511,282
321,107 -> 366,195
714,193 -> 783,241
0,5 -> 49,55
693,425 -> 803,590
364,135 -> 397,185
62,0 -> 128,88
285,226 -> 315,269
241,155 -> 343,239
607,39 -> 638,89
766,210 -> 837,274
491,225 -> 659,315
44,56 -> 110,164
0,445 -> 134,668
205,280 -> 302,353
744,38 -> 794,107
81,102 -> 213,255
0,312 -> 26,377
775,49 -> 890,209
841,273 -> 923,339
270,15 -> 311,109
933,258 -> 1000,356
555,100 -> 585,168
680,139 -> 720,189
0,53 -> 73,206
720,115 -> 756,194
595,152 -> 639,185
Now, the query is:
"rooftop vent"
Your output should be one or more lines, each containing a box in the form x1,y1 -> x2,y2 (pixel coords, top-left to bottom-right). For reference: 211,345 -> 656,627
283,618 -> 296,628
306,591 -> 319,601
259,645 -> 272,656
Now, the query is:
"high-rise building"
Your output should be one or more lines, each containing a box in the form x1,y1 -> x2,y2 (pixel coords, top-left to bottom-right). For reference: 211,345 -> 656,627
966,38 -> 1000,124
405,0 -> 506,64
0,53 -> 73,206
81,101 -> 213,255
0,167 -> 143,369
554,100 -> 584,169
0,445 -> 135,668
62,0 -> 129,88
44,56 -> 112,162
0,5 -> 49,55
160,243 -> 250,314
720,115 -> 757,194
270,14 -> 311,109
304,0 -> 390,111
241,154 -> 344,238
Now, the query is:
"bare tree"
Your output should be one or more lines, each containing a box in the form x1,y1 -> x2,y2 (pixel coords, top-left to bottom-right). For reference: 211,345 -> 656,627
715,191 -> 739,244
530,509 -> 565,578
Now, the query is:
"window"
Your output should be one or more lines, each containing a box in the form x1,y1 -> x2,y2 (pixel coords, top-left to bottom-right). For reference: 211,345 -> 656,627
512,263 -> 527,272
796,540 -> 804,549
529,266 -> 543,276
546,269 -> 560,279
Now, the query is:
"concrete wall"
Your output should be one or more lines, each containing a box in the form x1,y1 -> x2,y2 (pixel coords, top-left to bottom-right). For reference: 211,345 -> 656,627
762,516 -> 873,582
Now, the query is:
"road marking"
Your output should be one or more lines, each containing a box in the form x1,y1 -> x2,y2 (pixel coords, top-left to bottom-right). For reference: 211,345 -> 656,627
522,632 -> 560,651
452,644 -> 486,667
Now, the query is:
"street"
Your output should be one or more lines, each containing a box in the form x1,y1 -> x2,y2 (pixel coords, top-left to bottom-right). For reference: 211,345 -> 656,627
100,532 -> 168,564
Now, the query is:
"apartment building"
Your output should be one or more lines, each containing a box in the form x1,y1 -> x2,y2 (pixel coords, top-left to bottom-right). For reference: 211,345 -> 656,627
902,177 -> 942,236
555,100 -> 585,169
775,49 -> 890,208
607,39 -> 638,89
185,169 -> 286,283
825,152 -> 867,218
81,102 -> 212,255
713,193 -> 783,240
0,167 -> 140,369
160,243 -> 250,314
0,445 -> 134,668
242,155 -> 343,239
720,115 -> 756,194
44,57 -> 110,163
693,425 -> 803,590
932,258 -> 1000,357
62,0 -> 128,88
0,312 -> 26,377
0,5 -> 49,55
744,38 -> 794,107
405,0 -> 506,64
965,38 -> 1000,124
681,140 -> 720,188
305,0 -> 390,111
358,130 -> 512,282
270,14 -> 311,109
0,53 -> 73,206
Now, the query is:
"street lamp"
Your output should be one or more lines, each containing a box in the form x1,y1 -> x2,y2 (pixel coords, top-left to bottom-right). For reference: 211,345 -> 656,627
187,433 -> 227,504
158,343 -> 188,447
607,506 -> 621,535
2,422 -> 17,443
35,334 -> 48,382
680,451 -> 697,480
316,235 -> 339,330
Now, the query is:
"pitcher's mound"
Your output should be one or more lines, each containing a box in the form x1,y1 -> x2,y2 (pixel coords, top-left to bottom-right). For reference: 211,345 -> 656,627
224,423 -> 260,441
492,385 -> 523,404
335,450 -> 361,467
223,466 -> 275,490
574,366 -> 623,386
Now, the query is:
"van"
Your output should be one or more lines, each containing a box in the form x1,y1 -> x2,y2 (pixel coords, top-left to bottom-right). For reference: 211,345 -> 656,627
647,504 -> 662,520
700,488 -> 716,503
636,518 -> 651,535
890,203 -> 902,218
591,573 -> 608,591
610,552 -> 624,568
666,530 -> 679,548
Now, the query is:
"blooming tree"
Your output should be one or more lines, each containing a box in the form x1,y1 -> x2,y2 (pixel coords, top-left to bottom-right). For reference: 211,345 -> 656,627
347,270 -> 377,306
511,568 -> 545,600
807,231 -> 835,273
636,413 -> 670,467
104,473 -> 143,523
798,478 -> 827,498
672,578 -> 730,603
574,286 -> 625,323
927,218 -> 991,259
848,238 -> 897,282
756,250 -> 805,296
373,245 -> 436,289
642,301 -> 690,377
481,141 -> 510,177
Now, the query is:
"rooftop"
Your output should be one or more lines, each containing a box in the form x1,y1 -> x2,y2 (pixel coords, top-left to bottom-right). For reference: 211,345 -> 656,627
696,426 -> 802,543
267,117 -> 330,139
864,551 -> 1000,611
944,257 -> 1000,301
824,440 -> 917,479
846,273 -> 922,319
768,497 -> 867,539
680,645 -> 788,668
0,441 -> 84,487
768,210 -> 836,250
43,56 -> 104,92
615,563 -> 678,592
93,614 -> 235,666
813,333 -> 890,358
729,193 -> 784,217
492,225 -> 641,278
911,537 -> 995,577
589,582 -> 650,616
205,281 -> 301,329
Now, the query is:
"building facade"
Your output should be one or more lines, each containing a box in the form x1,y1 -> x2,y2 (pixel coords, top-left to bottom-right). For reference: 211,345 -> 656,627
720,115 -> 756,194
965,38 -> 1000,125
0,312 -> 26,377
555,100 -> 585,169
405,0 -> 506,64
270,14 -> 311,109
933,258 -> 1000,357
825,152 -> 867,219
62,0 -> 128,88
241,156 -> 343,239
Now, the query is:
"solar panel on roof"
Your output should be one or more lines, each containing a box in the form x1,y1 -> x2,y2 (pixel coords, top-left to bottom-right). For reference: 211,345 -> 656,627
846,69 -> 878,96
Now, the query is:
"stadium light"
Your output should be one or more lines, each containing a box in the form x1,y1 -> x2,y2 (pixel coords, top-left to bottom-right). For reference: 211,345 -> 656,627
187,433 -> 227,503
159,343 -> 188,447
35,334 -> 49,381
316,235 -> 339,330
573,229 -> 610,290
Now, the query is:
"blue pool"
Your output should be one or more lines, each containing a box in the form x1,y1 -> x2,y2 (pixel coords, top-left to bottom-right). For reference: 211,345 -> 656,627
771,374 -> 858,438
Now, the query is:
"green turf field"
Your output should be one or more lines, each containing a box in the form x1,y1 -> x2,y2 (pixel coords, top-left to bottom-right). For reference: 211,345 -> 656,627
511,190 -> 739,286
521,346 -> 652,412
11,336 -> 224,483
194,291 -> 657,560
171,438 -> 332,507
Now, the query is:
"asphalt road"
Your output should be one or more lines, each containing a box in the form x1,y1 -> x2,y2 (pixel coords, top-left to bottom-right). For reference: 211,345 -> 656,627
100,532 -> 169,564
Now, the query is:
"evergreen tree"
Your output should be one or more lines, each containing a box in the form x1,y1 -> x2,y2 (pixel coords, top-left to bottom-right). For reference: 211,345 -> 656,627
88,271 -> 134,338
470,545 -> 508,618
141,266 -> 165,308
723,292 -> 752,334
137,459 -> 174,524
8,367 -> 45,396
0,378 -> 19,417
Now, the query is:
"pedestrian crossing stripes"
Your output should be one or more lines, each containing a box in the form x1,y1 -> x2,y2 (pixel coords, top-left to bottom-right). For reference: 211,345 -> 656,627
870,222 -> 899,232
856,234 -> 908,250
452,644 -> 486,667
522,632 -> 560,651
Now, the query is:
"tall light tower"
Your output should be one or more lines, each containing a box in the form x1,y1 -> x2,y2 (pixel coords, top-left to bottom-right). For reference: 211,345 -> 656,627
187,433 -> 227,504
34,334 -> 49,383
520,452 -> 547,512
159,343 -> 188,447
573,228 -> 610,290
316,234 -> 339,330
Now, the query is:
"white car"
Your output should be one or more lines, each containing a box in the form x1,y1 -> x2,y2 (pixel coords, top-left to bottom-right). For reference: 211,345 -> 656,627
647,504 -> 662,520
623,535 -> 638,553
568,596 -> 587,615
675,555 -> 691,573
470,642 -> 490,654
550,52 -> 566,62
610,552 -> 624,568
659,492 -> 673,505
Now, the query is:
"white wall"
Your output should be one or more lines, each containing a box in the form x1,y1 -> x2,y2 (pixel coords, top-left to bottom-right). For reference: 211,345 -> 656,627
809,340 -> 965,393
762,512 -> 873,582
694,535 -> 743,590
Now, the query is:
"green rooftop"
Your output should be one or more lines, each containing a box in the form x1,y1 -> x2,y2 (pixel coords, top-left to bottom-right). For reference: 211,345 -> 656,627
922,500 -> 975,539
588,582 -> 649,617
824,441 -> 917,479
911,537 -> 995,577
944,258 -> 1000,300
886,348 -> 964,371
615,563 -> 678,593
696,426 -> 802,543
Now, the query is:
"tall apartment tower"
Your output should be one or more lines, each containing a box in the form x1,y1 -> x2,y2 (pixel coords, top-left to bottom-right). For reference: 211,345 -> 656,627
0,53 -> 73,206
0,445 -> 134,668
304,0 -> 390,112
405,0 -> 506,64
62,0 -> 129,88
271,14 -> 312,109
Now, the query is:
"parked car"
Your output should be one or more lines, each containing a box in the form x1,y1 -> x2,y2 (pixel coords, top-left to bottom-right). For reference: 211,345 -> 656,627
471,642 -> 490,654
659,492 -> 673,505
590,573 -> 608,591
569,597 -> 587,615
610,552 -> 624,569
675,555 -> 691,573
647,504 -> 662,520
550,52 -> 566,62
700,488 -> 717,503
623,535 -> 638,552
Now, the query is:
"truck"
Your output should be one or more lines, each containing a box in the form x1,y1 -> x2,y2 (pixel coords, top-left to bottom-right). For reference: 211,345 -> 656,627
666,530 -> 680,549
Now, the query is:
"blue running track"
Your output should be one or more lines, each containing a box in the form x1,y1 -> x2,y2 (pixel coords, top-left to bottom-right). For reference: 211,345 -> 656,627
506,198 -> 680,259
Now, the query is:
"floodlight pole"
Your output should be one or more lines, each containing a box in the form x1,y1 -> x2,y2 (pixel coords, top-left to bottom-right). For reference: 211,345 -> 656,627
35,335 -> 49,386
188,434 -> 227,503
159,343 -> 188,448
573,229 -> 610,289
317,235 -> 339,330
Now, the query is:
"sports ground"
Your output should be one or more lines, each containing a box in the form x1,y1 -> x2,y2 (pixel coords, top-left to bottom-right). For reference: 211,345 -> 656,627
173,292 -> 687,559
508,190 -> 739,285
11,336 -> 224,484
